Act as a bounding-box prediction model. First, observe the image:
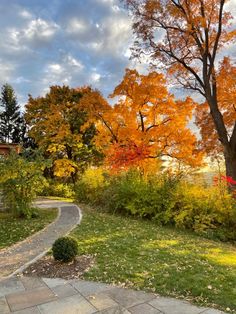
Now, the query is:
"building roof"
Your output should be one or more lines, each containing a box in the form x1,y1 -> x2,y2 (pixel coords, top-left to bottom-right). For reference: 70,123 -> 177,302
0,143 -> 21,155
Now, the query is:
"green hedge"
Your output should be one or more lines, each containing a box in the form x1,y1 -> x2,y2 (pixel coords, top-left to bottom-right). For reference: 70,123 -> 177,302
75,169 -> 236,242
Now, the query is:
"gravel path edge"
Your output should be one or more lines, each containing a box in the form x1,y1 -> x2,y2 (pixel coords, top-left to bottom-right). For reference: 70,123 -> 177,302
0,207 -> 62,255
0,203 -> 82,281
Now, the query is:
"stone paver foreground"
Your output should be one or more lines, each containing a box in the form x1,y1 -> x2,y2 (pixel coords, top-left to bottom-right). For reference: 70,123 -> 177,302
0,200 -> 81,278
0,276 -> 226,314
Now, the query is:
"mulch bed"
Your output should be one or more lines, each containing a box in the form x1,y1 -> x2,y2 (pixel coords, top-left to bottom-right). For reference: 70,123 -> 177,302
22,254 -> 95,280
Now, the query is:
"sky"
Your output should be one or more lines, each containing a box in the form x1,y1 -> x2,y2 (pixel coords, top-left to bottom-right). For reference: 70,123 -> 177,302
0,0 -> 236,109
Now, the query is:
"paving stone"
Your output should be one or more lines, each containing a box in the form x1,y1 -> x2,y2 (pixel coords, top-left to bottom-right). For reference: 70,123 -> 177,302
149,297 -> 204,314
20,276 -> 46,290
38,293 -> 97,314
0,296 -> 10,313
71,280 -> 112,297
6,286 -> 57,312
105,287 -> 155,308
42,277 -> 68,288
201,309 -> 226,314
129,303 -> 162,314
95,306 -> 131,314
12,306 -> 41,313
0,277 -> 227,314
51,283 -> 78,298
0,278 -> 25,298
87,293 -> 118,310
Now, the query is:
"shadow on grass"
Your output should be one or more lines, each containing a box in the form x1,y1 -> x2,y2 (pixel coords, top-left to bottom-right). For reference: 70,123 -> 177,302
72,207 -> 236,311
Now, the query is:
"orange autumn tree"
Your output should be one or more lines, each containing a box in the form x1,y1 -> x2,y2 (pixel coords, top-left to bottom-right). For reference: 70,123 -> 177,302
96,69 -> 203,171
25,85 -> 107,182
123,0 -> 236,184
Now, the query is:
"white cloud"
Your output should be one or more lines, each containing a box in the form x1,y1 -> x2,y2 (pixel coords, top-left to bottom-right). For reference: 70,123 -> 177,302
82,16 -> 132,59
22,18 -> 59,42
101,15 -> 132,56
88,41 -> 103,51
65,54 -> 84,69
91,72 -> 101,82
66,18 -> 89,35
41,54 -> 84,90
18,9 -> 33,20
64,3 -> 132,58
47,64 -> 63,74
5,18 -> 59,53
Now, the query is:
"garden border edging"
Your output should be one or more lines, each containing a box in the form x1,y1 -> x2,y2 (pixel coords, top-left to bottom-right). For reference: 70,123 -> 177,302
0,203 -> 82,281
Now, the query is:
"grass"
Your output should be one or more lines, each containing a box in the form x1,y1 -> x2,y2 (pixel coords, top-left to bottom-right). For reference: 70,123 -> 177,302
0,208 -> 57,249
71,205 -> 236,313
40,196 -> 74,202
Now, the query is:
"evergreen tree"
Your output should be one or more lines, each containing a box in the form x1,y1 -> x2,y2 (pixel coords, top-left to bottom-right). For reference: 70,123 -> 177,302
0,84 -> 23,143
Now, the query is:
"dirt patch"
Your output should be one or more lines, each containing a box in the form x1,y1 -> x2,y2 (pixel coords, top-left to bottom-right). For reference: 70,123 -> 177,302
22,254 -> 95,280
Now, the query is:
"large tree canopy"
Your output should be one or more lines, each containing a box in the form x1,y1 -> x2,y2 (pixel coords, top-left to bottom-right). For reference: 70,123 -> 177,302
96,69 -> 203,171
25,85 -> 107,181
123,0 -> 236,184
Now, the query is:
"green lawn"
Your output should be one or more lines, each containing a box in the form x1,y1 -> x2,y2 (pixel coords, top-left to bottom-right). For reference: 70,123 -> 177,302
0,208 -> 57,249
71,205 -> 236,313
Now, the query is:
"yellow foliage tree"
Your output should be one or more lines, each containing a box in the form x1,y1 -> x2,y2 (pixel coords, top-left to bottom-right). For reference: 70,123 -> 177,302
25,85 -> 107,181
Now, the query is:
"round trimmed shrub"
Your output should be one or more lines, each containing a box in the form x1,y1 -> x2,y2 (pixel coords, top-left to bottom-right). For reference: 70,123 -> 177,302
52,236 -> 78,262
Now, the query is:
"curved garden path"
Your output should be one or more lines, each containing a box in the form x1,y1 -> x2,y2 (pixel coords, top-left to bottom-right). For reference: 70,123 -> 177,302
0,200 -> 227,313
0,199 -> 81,279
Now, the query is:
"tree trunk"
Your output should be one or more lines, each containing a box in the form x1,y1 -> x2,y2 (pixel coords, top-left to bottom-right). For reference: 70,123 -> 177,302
224,147 -> 236,191
205,94 -> 236,191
